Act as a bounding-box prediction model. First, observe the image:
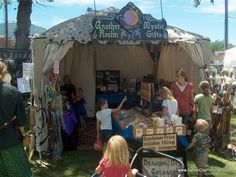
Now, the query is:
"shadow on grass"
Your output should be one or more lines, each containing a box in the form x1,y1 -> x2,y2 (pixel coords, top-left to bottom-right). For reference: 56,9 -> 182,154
32,150 -> 101,177
208,156 -> 226,168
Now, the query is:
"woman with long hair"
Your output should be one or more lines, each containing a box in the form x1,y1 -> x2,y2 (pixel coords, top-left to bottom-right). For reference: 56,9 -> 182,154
159,87 -> 178,123
170,69 -> 194,125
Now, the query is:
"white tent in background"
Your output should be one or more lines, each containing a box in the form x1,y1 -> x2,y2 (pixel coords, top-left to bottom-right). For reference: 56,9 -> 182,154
223,47 -> 236,68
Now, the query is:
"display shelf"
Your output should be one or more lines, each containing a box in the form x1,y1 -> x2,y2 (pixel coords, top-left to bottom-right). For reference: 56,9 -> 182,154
112,109 -> 187,139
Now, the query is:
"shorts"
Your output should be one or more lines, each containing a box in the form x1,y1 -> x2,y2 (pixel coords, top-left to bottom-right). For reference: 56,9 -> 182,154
101,130 -> 113,143
195,151 -> 209,168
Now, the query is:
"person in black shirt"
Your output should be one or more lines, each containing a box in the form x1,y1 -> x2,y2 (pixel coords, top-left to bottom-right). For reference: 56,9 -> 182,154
60,75 -> 76,101
0,60 -> 32,177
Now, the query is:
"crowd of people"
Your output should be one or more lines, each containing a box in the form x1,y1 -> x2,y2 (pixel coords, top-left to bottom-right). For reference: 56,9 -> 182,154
1,56 -> 233,177
92,68 -> 220,177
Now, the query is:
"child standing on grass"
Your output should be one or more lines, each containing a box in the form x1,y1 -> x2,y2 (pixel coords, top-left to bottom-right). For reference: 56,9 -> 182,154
92,135 -> 138,177
96,97 -> 127,148
187,119 -> 211,177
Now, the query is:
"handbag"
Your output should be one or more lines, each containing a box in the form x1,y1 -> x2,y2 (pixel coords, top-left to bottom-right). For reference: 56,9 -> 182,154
94,139 -> 103,152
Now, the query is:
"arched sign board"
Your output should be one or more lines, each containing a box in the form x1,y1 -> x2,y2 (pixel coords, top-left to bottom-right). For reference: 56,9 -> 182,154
92,2 -> 168,42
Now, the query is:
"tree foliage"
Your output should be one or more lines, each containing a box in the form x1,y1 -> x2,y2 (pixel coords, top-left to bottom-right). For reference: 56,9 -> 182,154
210,40 -> 235,52
193,0 -> 214,7
0,0 -> 53,49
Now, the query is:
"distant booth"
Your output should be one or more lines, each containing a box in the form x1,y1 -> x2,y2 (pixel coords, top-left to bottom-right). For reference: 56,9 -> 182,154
31,2 -> 211,175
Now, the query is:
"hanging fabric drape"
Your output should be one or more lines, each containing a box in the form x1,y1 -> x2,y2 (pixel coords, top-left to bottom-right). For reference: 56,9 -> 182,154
42,41 -> 74,74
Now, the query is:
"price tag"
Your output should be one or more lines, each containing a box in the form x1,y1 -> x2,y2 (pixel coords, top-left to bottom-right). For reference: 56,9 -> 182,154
136,129 -> 143,137
156,128 -> 164,134
146,129 -> 154,135
213,106 -> 218,113
53,60 -> 60,74
217,108 -> 223,114
175,126 -> 183,135
166,127 -> 174,133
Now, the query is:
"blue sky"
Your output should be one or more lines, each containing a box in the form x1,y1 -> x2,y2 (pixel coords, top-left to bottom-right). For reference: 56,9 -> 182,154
1,0 -> 236,44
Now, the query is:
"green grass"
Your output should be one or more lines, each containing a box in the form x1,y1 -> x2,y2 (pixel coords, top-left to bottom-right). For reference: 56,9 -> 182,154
186,113 -> 236,177
32,151 -> 101,177
231,114 -> 236,143
32,115 -> 236,177
186,151 -> 236,177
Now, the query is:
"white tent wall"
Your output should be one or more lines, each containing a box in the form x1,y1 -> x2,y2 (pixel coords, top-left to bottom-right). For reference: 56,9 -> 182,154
223,47 -> 236,68
157,40 -> 210,92
95,44 -> 153,79
157,43 -> 199,91
31,38 -> 47,101
60,43 -> 96,117
59,43 -> 153,116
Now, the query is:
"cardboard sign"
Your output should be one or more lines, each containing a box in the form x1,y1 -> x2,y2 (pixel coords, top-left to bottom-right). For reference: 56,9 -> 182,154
143,134 -> 177,152
17,78 -> 31,93
156,128 -> 164,134
142,157 -> 184,177
146,129 -> 154,135
136,128 -> 143,137
23,63 -> 34,79
166,127 -> 174,134
175,126 -> 183,135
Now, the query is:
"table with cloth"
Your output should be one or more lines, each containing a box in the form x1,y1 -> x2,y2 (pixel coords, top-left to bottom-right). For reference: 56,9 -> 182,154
111,109 -> 189,176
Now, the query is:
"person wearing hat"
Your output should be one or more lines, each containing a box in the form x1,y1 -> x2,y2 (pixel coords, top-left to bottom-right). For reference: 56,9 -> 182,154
187,119 -> 211,177
0,60 -> 32,177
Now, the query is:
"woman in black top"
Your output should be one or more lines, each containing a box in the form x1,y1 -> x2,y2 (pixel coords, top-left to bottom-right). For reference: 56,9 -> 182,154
0,60 -> 32,177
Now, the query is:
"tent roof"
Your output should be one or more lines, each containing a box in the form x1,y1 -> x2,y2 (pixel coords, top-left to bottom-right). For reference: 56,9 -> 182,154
34,7 -> 210,44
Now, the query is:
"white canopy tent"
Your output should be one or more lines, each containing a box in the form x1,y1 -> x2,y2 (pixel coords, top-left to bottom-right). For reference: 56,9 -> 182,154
31,5 -> 212,154
31,7 -> 211,117
223,47 -> 236,68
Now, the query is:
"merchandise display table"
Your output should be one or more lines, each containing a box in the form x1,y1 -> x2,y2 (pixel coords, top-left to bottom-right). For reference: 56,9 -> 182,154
112,109 -> 189,177
112,109 -> 189,147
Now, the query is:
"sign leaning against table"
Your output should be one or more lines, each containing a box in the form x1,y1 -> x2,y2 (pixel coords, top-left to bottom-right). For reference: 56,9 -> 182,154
92,2 -> 168,43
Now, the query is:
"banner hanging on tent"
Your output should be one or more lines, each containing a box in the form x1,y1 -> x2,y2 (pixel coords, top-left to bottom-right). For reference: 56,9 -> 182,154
92,2 -> 168,42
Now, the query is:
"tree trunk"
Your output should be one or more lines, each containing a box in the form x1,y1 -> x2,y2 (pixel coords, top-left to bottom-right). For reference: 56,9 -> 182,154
15,0 -> 32,49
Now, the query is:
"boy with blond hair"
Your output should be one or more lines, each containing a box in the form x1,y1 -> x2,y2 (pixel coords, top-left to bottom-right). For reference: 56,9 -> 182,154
187,119 -> 211,177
